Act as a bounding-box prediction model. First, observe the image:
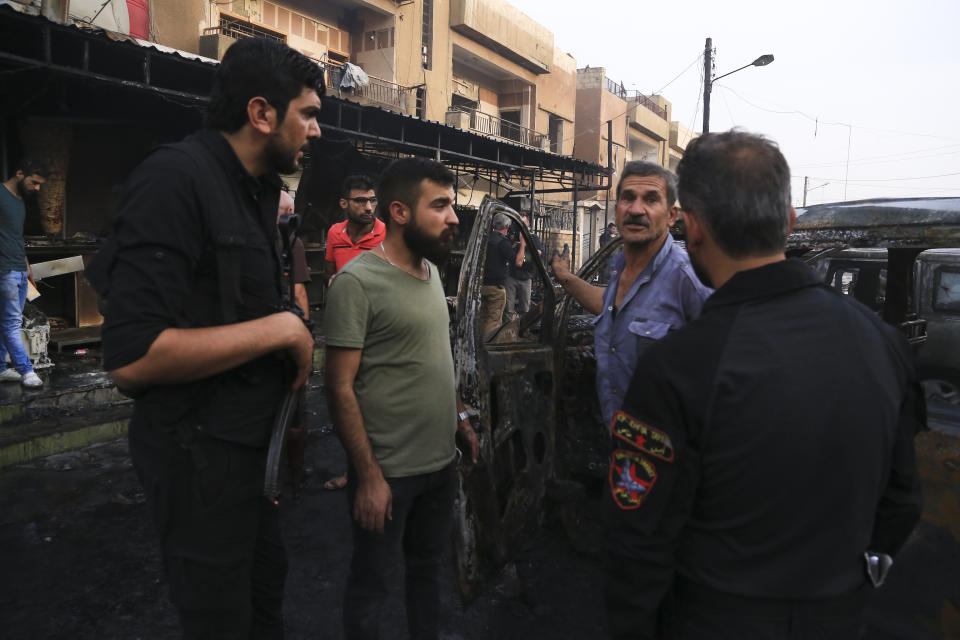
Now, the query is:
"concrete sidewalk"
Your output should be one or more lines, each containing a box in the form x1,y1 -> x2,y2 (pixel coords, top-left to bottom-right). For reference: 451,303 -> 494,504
0,338 -> 327,470
0,351 -> 131,469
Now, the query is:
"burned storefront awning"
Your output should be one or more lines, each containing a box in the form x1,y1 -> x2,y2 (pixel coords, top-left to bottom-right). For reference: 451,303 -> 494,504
313,98 -> 607,192
1,4 -> 607,196
0,5 -> 216,134
0,6 -> 226,336
298,101 -> 610,241
1,5 -> 608,323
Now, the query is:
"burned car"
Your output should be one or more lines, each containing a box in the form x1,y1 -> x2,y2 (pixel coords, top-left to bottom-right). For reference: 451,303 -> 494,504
451,196 -> 959,637
789,197 -> 960,638
450,197 -> 620,598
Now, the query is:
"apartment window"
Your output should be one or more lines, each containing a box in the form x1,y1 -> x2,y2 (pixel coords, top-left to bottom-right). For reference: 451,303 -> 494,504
451,94 -> 477,110
549,114 -> 563,154
421,0 -> 433,70
416,88 -> 427,120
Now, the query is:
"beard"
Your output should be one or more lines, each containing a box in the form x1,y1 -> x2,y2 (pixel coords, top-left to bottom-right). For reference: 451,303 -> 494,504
264,132 -> 303,175
16,179 -> 37,200
348,209 -> 374,226
404,215 -> 458,265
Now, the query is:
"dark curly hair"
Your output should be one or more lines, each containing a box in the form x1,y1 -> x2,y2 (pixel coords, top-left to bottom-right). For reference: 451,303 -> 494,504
377,158 -> 455,228
10,157 -> 50,179
206,38 -> 326,133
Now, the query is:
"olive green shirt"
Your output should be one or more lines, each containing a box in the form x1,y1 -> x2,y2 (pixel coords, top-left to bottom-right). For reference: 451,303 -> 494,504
325,251 -> 457,478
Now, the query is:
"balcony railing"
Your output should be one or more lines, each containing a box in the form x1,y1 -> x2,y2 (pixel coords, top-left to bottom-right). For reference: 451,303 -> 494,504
604,78 -> 667,120
329,66 -> 407,111
203,20 -> 285,42
450,106 -> 547,149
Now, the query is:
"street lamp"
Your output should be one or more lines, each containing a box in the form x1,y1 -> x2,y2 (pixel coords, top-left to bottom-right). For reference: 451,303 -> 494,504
702,37 -> 774,133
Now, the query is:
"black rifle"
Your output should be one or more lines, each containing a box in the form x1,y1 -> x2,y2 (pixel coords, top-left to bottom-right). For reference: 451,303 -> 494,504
264,212 -> 313,501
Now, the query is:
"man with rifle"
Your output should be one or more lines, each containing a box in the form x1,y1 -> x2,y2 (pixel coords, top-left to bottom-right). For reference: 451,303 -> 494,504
92,38 -> 321,638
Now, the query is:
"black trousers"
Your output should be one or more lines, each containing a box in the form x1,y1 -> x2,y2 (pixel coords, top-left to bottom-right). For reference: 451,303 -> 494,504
667,580 -> 867,640
130,424 -> 287,640
343,462 -> 456,640
669,604 -> 863,640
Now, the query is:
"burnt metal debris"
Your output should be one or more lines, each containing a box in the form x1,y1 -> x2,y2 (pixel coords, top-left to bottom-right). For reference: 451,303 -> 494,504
789,197 -> 960,251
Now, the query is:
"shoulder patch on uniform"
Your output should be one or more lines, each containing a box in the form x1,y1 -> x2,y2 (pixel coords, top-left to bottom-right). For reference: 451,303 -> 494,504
611,411 -> 675,461
609,449 -> 657,510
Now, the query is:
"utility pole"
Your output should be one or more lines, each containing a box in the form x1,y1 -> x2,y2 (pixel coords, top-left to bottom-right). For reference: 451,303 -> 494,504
702,37 -> 712,134
701,41 -> 773,135
604,119 -> 613,229
803,176 -> 809,207
572,181 -> 579,271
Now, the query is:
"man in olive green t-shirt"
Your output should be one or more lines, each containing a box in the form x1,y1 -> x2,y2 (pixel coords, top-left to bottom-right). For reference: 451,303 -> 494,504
325,157 -> 479,640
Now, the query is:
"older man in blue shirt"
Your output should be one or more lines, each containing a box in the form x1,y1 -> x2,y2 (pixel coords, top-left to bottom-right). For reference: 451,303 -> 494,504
552,161 -> 712,427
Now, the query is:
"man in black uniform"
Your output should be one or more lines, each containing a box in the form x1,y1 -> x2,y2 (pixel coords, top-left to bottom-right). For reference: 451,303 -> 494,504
479,212 -> 524,337
604,130 -> 924,639
94,38 -> 322,638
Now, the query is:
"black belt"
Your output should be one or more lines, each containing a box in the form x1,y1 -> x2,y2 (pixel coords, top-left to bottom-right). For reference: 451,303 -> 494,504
675,578 -> 872,618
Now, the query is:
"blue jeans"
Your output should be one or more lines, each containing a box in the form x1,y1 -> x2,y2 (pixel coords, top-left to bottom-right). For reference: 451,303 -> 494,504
0,270 -> 33,374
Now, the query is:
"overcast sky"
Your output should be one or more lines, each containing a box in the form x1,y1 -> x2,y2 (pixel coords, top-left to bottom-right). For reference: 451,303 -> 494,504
509,0 -> 960,206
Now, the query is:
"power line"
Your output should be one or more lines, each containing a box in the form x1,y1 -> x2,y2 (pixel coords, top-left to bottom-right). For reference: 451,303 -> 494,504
719,86 -> 736,127
795,171 -> 960,183
717,85 -> 960,142
686,64 -> 703,137
648,53 -> 703,97
807,183 -> 960,194
554,55 -> 704,148
793,143 -> 960,169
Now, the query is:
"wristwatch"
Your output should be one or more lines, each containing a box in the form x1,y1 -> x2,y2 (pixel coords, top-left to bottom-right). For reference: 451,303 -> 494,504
458,410 -> 470,423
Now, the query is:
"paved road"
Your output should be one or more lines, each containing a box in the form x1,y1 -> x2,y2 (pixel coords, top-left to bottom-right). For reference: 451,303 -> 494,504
3,375 -> 955,639
0,378 -> 605,640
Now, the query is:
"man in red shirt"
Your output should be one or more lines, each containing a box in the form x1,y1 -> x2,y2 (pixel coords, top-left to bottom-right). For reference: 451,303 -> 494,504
324,175 -> 383,490
325,175 -> 385,281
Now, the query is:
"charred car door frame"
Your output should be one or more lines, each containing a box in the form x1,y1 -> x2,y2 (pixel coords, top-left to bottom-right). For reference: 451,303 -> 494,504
452,196 -> 557,599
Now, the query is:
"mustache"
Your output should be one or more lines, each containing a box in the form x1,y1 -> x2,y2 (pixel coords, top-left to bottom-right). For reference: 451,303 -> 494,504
440,226 -> 459,243
621,215 -> 649,227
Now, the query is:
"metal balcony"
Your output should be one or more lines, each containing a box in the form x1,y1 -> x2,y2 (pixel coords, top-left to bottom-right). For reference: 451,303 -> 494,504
448,106 -> 547,149
604,78 -> 667,120
202,21 -> 285,43
329,66 -> 407,112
